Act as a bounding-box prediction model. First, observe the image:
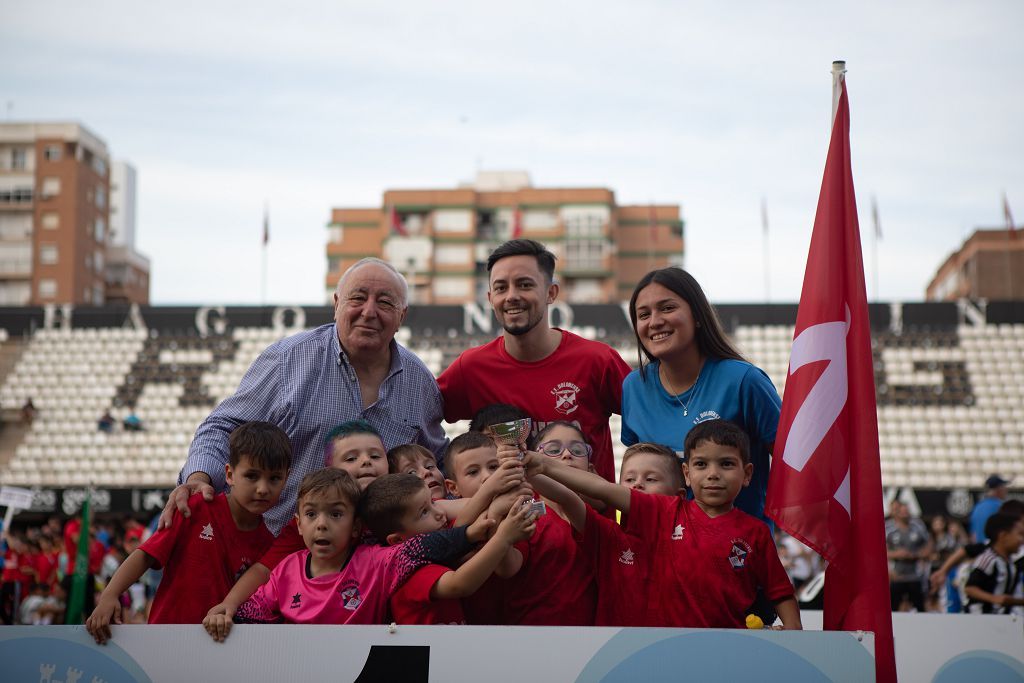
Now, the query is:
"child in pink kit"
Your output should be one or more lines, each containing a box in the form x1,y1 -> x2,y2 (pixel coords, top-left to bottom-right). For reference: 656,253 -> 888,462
206,469 -> 488,634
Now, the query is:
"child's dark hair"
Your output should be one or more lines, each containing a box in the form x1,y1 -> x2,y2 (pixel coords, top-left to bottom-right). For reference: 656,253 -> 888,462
358,473 -> 426,543
229,421 -> 292,471
683,420 -> 750,464
469,403 -> 529,433
388,443 -> 436,473
446,431 -> 496,471
622,442 -> 684,490
530,420 -> 587,451
486,239 -> 556,283
628,267 -> 745,377
998,498 -> 1024,520
985,512 -> 1022,544
323,419 -> 383,466
297,468 -> 361,511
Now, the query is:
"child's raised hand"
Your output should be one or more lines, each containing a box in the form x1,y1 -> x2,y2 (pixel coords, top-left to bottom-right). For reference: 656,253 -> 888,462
488,483 -> 532,520
495,443 -> 521,462
479,459 -> 524,499
519,449 -> 545,477
497,496 -> 539,544
203,604 -> 235,643
465,512 -> 497,544
85,595 -> 123,645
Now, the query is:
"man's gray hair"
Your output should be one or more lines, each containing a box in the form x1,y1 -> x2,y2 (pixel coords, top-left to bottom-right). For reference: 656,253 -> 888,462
336,257 -> 409,308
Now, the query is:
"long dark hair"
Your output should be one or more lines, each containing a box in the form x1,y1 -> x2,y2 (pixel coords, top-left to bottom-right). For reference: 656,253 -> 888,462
628,267 -> 745,378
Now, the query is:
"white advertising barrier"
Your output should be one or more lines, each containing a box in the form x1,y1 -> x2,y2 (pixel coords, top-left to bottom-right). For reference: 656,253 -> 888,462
802,611 -> 1024,682
1,625 -> 873,682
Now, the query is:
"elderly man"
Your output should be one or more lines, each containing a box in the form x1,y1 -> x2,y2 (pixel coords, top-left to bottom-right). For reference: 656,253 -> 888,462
438,239 -> 631,482
161,258 -> 446,533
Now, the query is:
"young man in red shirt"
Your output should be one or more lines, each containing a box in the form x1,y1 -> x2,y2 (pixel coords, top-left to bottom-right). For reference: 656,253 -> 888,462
86,422 -> 291,642
438,239 -> 631,484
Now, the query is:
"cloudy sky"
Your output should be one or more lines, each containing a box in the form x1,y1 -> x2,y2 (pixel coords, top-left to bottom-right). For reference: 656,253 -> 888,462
3,1 -> 1021,305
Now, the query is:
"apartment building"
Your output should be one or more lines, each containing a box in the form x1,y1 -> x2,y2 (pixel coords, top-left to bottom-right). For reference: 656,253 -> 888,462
927,228 -> 1024,301
325,171 -> 684,305
0,123 -> 149,305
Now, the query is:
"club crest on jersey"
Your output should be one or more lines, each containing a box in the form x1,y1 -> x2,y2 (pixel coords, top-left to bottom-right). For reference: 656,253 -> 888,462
199,524 -> 214,541
618,548 -> 636,565
728,538 -> 753,569
551,381 -> 581,415
671,524 -> 684,540
339,581 -> 362,611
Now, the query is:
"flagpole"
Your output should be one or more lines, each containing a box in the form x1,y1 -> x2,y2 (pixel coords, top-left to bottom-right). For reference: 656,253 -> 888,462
261,202 -> 268,306
872,195 -> 880,302
831,61 -> 845,122
761,197 -> 771,302
1004,193 -> 1016,298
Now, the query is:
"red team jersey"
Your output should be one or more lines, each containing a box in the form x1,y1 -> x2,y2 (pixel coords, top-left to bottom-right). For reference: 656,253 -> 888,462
578,504 -> 651,626
505,511 -> 596,625
141,493 -> 273,624
437,330 -> 631,483
625,490 -> 793,628
389,563 -> 466,624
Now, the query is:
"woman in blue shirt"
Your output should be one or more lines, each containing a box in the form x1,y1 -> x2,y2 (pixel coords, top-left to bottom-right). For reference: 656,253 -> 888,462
621,267 -> 781,522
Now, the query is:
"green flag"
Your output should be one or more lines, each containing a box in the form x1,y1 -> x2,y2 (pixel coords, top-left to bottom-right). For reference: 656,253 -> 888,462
66,490 -> 92,624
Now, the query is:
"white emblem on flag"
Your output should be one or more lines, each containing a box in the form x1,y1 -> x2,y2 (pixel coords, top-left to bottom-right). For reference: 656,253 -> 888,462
199,524 -> 214,541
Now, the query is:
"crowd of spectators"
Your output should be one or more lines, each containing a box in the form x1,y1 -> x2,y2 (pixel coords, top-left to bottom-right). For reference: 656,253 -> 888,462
1,514 -> 155,625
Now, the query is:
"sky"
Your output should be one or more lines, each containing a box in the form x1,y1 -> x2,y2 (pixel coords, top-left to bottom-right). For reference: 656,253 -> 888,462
2,1 -> 1022,306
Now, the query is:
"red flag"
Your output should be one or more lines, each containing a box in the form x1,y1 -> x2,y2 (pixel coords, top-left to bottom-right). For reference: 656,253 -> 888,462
765,68 -> 896,683
262,205 -> 269,245
512,206 -> 523,239
1004,192 -> 1016,238
389,205 -> 407,236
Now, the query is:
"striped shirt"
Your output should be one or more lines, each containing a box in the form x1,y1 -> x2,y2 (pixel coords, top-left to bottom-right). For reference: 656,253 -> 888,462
181,323 -> 446,533
964,548 -> 1016,615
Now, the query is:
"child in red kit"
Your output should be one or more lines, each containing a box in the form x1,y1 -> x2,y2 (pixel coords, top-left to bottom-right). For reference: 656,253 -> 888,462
85,421 -> 292,642
360,474 -> 536,624
528,419 -> 801,629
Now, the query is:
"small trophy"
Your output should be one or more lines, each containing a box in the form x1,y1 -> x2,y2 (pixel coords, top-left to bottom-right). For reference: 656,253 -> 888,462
487,418 -> 532,459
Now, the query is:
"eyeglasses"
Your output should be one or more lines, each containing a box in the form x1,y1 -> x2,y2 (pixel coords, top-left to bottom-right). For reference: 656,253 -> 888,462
537,440 -> 592,459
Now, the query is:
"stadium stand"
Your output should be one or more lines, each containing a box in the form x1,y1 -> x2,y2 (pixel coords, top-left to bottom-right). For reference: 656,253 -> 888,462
0,301 -> 1021,518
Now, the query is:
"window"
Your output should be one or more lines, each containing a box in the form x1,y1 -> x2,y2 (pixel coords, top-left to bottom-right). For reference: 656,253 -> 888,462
38,279 -> 57,298
435,245 -> 472,266
432,277 -> 472,299
524,209 -> 559,231
94,250 -> 104,271
0,214 -> 31,239
85,252 -> 93,272
93,284 -> 104,304
41,177 -> 61,197
44,145 -> 61,161
95,187 -> 106,209
94,217 -> 106,242
561,206 -> 610,238
0,187 -> 32,203
92,156 -> 108,176
41,212 -> 59,230
39,245 -> 58,265
11,148 -> 26,170
565,240 -> 606,271
433,210 -> 473,233
328,225 -> 343,243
